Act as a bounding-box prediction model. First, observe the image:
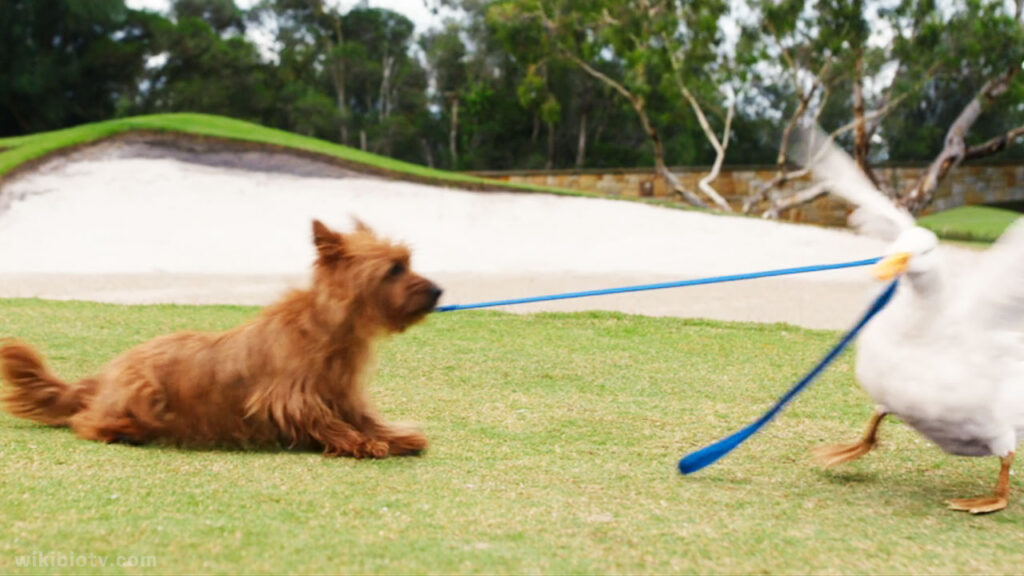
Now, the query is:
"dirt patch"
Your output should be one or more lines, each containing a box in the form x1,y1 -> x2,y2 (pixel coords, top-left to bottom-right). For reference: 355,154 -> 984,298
0,272 -> 878,330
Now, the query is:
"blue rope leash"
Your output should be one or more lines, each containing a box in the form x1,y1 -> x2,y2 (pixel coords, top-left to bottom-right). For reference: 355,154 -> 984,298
678,280 -> 899,475
435,257 -> 882,312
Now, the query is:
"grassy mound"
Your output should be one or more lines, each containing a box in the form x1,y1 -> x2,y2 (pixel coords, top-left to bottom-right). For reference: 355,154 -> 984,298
0,114 -> 585,197
1,299 -> 1020,574
919,205 -> 1021,244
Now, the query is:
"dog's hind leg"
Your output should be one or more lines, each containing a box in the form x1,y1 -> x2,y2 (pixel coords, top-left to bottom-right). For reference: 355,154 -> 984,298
69,370 -> 168,445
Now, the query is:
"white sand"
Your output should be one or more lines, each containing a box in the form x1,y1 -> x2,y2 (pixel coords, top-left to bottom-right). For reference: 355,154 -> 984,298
0,144 -> 977,328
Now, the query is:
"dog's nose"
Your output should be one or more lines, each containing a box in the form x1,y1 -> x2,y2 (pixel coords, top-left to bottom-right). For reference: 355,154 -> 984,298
429,284 -> 443,303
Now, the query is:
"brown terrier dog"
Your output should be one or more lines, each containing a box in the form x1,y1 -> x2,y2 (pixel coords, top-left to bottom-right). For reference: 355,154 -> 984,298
0,219 -> 442,458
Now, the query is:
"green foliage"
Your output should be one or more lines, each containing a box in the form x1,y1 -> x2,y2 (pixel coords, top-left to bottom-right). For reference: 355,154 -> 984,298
0,0 -> 155,135
172,0 -> 246,33
539,94 -> 562,126
884,0 -> 1024,161
489,0 -> 741,170
1,0 -> 1022,170
515,66 -> 546,110
136,11 -> 271,122
738,0 -> 1024,173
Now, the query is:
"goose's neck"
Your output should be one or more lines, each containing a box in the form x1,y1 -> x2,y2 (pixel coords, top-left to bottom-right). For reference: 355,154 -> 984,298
895,268 -> 948,333
905,266 -> 946,301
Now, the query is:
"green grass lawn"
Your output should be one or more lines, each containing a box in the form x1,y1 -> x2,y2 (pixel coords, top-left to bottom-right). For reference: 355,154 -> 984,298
0,113 -> 588,198
919,205 -> 1022,244
1,299 -> 1020,574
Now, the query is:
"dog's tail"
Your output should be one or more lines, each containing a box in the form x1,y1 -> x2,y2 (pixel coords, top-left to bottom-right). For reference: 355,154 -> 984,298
0,340 -> 94,427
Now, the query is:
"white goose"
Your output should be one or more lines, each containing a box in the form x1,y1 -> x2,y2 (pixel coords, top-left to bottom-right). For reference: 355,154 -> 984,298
804,132 -> 1024,514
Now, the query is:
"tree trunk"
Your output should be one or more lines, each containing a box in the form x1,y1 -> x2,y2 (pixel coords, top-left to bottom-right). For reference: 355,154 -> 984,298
742,93 -> 812,213
851,53 -> 883,190
449,95 -> 459,168
546,121 -> 555,169
851,54 -> 868,168
763,182 -> 829,220
559,50 -> 705,207
741,57 -> 833,214
312,1 -> 348,145
360,129 -> 367,151
338,94 -> 349,145
965,126 -> 1024,160
682,86 -> 734,212
754,92 -> 912,219
696,98 -> 734,212
663,35 -> 733,211
420,138 -> 435,168
648,123 -> 704,206
593,114 -> 606,148
901,70 -> 1017,215
379,54 -> 394,120
575,111 -> 588,169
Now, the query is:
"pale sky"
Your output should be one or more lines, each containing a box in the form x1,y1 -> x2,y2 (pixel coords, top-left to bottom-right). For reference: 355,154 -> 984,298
124,0 -> 457,34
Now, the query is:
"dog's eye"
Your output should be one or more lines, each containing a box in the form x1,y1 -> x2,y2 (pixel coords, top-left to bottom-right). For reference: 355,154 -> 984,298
387,262 -> 406,278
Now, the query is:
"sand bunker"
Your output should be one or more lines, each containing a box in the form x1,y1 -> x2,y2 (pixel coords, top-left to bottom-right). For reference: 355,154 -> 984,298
0,138 -> 976,328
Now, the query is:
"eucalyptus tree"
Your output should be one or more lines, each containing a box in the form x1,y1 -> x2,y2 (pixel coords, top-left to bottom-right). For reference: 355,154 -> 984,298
737,0 -> 910,216
341,7 -> 428,157
421,0 -> 586,170
252,0 -> 351,143
420,21 -> 468,168
491,0 -> 736,208
657,0 -> 737,210
252,2 -> 430,161
897,0 -> 1024,214
744,0 -> 1024,218
486,1 -> 565,169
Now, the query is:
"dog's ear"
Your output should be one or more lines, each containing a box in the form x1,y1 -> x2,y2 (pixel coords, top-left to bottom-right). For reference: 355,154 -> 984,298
352,217 -> 374,235
312,219 -> 345,260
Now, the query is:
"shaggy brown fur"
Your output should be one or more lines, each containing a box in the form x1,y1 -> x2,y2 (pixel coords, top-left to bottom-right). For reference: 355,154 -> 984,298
0,219 -> 442,458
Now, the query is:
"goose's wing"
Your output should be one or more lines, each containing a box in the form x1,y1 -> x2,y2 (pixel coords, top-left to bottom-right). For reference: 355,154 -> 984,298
958,217 -> 1024,331
797,127 -> 916,240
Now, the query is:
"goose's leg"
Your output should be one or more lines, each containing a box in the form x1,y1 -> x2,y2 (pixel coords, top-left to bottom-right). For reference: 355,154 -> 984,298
812,410 -> 886,467
947,452 -> 1013,515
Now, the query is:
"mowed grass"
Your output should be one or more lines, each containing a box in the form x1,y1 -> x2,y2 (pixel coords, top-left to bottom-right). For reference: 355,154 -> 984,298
0,299 -> 1021,575
919,205 -> 1021,244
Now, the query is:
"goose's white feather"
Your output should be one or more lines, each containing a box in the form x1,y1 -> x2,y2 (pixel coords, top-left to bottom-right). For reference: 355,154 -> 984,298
797,127 -> 916,240
957,217 -> 1024,332
801,126 -> 1024,459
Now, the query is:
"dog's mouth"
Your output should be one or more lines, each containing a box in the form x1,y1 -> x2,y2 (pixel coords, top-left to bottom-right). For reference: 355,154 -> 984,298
414,283 -> 443,316
394,282 -> 443,329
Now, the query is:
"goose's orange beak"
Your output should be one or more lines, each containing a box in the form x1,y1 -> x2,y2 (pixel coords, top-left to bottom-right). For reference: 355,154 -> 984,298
873,252 -> 911,280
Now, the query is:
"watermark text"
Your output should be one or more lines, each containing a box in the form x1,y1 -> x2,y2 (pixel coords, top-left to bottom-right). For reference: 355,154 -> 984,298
14,551 -> 157,569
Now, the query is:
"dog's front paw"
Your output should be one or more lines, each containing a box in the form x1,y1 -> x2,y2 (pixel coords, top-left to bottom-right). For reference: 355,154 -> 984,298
355,439 -> 390,459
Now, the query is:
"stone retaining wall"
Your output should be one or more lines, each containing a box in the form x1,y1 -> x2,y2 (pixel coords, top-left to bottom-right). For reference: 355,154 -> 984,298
474,163 -> 1024,227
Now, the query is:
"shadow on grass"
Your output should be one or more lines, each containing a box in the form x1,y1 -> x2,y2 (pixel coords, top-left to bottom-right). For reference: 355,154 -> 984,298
4,418 -> 428,461
817,469 -> 878,484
